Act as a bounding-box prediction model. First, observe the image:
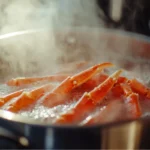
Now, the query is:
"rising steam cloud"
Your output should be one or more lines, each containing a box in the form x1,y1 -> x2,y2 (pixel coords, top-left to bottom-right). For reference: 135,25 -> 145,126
0,0 -> 149,84
0,0 -> 102,81
0,0 -> 101,34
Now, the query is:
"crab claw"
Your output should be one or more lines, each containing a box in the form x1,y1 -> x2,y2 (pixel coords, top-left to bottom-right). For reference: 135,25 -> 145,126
53,62 -> 113,94
86,69 -> 123,104
72,69 -> 123,113
42,62 -> 113,107
54,70 -> 122,124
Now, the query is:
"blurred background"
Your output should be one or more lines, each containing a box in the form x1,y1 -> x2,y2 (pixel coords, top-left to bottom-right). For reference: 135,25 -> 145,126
0,0 -> 150,35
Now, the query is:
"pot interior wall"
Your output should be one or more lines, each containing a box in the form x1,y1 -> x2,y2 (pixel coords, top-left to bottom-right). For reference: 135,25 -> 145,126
0,28 -> 149,84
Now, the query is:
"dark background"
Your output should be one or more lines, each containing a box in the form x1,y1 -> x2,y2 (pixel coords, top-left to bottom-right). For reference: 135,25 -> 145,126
97,0 -> 150,36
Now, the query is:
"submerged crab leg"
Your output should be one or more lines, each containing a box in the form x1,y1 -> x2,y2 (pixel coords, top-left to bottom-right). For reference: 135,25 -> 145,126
80,101 -> 124,126
42,62 -> 113,108
6,83 -> 55,113
54,70 -> 122,124
6,74 -> 70,87
2,73 -> 109,110
121,84 -> 142,118
0,90 -> 23,107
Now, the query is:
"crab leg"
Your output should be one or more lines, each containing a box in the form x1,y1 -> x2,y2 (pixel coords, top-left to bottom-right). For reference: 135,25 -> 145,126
69,73 -> 109,101
0,90 -> 23,107
128,79 -> 150,99
121,84 -> 142,118
6,74 -> 70,87
111,76 -> 128,97
4,73 -> 108,105
80,101 -> 124,126
4,63 -> 112,112
54,70 -> 122,124
42,62 -> 113,108
112,77 -> 150,99
6,83 -> 55,113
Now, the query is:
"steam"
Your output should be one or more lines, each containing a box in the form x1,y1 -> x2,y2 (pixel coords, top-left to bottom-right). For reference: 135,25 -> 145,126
0,0 -> 102,33
0,0 -> 56,34
0,0 -> 149,84
0,0 -> 103,82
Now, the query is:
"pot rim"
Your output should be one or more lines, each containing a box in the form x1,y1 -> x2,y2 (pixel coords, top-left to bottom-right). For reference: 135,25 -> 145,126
0,27 -> 150,42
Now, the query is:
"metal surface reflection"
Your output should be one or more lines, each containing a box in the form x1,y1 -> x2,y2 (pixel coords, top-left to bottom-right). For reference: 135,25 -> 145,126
102,121 -> 142,149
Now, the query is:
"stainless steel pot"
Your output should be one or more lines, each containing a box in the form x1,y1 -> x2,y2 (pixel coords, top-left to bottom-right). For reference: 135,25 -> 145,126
0,28 -> 150,149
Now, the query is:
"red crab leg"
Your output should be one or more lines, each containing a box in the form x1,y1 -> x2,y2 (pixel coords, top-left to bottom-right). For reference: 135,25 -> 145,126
6,83 -> 55,113
0,90 -> 23,107
5,73 -> 109,111
4,65 -> 111,113
69,73 -> 109,101
42,62 -> 113,108
111,76 -> 128,97
6,74 -> 70,87
54,70 -> 122,124
121,84 -> 142,118
4,73 -> 108,107
128,78 -> 150,99
111,77 -> 150,99
71,73 -> 127,100
80,79 -> 143,125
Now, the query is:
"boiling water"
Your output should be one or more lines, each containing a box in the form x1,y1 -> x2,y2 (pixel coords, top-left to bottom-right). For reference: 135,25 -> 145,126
20,103 -> 75,121
0,80 -> 77,123
0,68 -> 150,125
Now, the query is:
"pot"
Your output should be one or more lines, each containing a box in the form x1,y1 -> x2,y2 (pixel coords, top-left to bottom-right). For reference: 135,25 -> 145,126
0,28 -> 150,149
